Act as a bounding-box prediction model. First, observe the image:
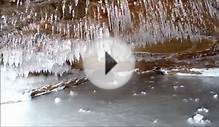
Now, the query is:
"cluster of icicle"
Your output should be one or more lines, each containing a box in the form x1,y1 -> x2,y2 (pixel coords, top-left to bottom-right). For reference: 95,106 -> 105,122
0,0 -> 218,75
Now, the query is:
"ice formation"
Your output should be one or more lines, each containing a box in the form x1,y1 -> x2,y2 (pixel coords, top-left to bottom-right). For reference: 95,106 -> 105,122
0,0 -> 218,75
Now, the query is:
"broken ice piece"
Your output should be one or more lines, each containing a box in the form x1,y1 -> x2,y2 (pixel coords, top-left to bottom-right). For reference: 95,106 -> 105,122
78,108 -> 91,113
153,119 -> 158,124
193,114 -> 204,121
183,99 -> 189,103
140,91 -> 147,95
180,85 -> 184,88
54,97 -> 61,104
194,98 -> 200,102
173,85 -> 178,90
187,114 -> 211,125
93,90 -> 97,93
132,91 -> 147,96
213,94 -> 218,99
196,107 -> 209,114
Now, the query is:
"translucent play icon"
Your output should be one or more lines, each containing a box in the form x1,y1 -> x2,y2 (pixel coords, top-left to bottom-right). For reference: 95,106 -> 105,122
82,37 -> 135,89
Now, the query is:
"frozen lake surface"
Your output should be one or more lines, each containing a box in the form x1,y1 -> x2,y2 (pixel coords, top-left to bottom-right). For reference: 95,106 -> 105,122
1,72 -> 219,126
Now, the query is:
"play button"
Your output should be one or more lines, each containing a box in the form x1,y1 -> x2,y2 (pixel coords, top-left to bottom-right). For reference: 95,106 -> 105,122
81,37 -> 135,89
105,52 -> 117,75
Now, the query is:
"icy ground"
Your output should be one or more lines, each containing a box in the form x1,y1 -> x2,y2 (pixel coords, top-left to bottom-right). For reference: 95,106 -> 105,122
1,70 -> 219,126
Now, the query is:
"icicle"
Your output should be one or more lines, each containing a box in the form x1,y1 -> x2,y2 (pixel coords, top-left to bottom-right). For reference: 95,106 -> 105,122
75,0 -> 79,6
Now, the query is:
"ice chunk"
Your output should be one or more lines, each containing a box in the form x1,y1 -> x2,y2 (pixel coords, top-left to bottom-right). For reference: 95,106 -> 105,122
193,114 -> 204,122
140,91 -> 147,95
194,98 -> 200,102
78,108 -> 91,113
92,90 -> 97,93
54,97 -> 61,104
132,91 -> 147,96
153,119 -> 158,124
173,85 -> 178,90
213,94 -> 218,99
150,86 -> 155,90
180,85 -> 185,88
187,114 -> 211,125
197,107 -> 209,114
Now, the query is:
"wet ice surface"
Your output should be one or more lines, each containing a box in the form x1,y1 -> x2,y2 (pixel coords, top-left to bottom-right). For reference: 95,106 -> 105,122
1,73 -> 219,126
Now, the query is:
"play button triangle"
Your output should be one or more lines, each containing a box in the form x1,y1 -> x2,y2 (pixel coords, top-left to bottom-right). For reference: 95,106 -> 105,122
105,51 -> 117,75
